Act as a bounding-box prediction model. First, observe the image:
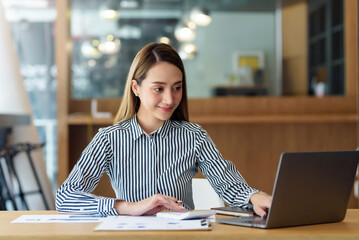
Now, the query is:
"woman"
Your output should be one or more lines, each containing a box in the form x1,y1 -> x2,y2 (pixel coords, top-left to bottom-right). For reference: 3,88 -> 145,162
56,43 -> 272,217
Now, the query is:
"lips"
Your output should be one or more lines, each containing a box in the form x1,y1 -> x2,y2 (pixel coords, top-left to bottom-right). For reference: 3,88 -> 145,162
158,106 -> 173,112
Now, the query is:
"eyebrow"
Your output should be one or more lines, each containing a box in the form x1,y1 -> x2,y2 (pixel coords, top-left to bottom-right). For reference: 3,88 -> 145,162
150,80 -> 183,85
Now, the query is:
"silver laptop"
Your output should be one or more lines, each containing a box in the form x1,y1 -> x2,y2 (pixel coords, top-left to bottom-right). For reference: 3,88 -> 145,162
217,151 -> 359,229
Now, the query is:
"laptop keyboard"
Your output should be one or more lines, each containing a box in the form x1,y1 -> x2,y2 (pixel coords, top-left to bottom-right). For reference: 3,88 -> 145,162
239,216 -> 258,220
238,215 -> 267,224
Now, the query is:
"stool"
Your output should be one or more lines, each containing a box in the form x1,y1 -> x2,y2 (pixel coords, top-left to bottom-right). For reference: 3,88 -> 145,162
0,147 -> 22,210
0,143 -> 49,210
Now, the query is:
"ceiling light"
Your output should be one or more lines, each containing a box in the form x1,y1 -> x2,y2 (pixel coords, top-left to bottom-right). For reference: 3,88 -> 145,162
190,7 -> 211,26
88,60 -> 97,67
99,1 -> 119,20
158,37 -> 171,45
81,40 -> 102,59
100,9 -> 118,20
92,39 -> 100,47
179,43 -> 197,60
174,20 -> 196,42
98,35 -> 121,54
106,34 -> 115,41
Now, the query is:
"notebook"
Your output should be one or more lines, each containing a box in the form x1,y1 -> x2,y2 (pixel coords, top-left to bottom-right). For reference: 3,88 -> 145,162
217,151 -> 359,229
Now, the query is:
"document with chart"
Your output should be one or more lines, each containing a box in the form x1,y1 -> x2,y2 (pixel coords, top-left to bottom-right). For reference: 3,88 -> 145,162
94,215 -> 211,231
11,214 -> 104,223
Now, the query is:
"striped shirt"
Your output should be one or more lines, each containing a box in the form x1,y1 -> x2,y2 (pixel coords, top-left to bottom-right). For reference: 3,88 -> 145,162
56,116 -> 258,216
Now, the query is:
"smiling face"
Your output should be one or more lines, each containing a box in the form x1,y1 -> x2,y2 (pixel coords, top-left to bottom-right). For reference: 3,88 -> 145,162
131,61 -> 183,133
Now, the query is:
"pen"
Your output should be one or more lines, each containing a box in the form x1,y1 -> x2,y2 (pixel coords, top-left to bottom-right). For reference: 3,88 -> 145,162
175,200 -> 182,204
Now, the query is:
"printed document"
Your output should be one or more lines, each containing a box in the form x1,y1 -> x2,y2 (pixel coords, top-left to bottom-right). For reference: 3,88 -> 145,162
94,215 -> 211,231
12,214 -> 104,223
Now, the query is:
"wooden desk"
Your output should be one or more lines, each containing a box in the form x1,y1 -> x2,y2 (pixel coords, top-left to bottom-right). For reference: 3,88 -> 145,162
0,210 -> 359,240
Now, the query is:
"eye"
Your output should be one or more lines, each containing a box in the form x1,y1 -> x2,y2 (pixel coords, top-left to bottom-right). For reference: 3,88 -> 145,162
173,86 -> 182,91
154,87 -> 163,92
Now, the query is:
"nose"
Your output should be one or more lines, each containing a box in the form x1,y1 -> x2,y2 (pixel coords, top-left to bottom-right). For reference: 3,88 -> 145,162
163,90 -> 174,105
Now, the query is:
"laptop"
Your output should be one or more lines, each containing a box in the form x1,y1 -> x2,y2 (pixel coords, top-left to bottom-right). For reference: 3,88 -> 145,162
217,151 -> 359,229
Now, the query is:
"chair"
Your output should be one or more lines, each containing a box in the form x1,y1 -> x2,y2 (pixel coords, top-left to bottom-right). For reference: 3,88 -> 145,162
192,178 -> 225,210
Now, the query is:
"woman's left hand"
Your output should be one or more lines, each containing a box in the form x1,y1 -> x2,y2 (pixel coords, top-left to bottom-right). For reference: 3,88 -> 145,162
114,194 -> 186,216
249,192 -> 272,217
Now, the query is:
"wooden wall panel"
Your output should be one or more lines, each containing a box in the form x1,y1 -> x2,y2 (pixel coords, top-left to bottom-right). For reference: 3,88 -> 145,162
282,0 -> 308,95
203,122 -> 357,190
64,96 -> 357,121
91,120 -> 357,208
56,0 -> 71,184
345,0 -> 359,97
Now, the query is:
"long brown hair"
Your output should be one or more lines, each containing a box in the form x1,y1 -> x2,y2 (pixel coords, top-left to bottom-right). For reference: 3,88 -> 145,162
114,42 -> 188,124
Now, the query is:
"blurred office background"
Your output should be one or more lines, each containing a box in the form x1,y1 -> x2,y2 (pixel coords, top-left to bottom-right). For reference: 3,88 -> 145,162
1,0 -> 358,206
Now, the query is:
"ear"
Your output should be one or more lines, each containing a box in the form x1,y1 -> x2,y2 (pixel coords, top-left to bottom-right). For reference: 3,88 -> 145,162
131,79 -> 139,96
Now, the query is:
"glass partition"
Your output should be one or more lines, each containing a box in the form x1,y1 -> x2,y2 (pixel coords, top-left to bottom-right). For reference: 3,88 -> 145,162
70,0 -> 345,99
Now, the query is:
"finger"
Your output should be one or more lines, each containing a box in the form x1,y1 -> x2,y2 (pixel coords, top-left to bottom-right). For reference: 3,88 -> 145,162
158,197 -> 172,206
158,196 -> 179,206
155,195 -> 175,204
264,197 -> 272,209
165,197 -> 182,206
165,201 -> 186,211
254,206 -> 267,218
162,199 -> 186,212
166,196 -> 178,202
260,199 -> 271,209
143,205 -> 167,216
152,195 -> 186,212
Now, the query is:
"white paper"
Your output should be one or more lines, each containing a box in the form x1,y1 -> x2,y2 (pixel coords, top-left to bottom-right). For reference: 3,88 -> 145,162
11,214 -> 105,223
156,210 -> 215,220
94,215 -> 211,231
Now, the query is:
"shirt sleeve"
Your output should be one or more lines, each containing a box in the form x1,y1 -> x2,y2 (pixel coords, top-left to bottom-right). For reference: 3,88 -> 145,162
56,129 -> 119,216
195,127 -> 259,207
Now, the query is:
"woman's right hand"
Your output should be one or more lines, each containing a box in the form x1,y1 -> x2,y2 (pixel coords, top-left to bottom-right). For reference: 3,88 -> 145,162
114,194 -> 186,216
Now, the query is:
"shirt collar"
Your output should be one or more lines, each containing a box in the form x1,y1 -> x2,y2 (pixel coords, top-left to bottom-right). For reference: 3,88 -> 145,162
157,118 -> 171,139
130,115 -> 171,140
130,115 -> 144,140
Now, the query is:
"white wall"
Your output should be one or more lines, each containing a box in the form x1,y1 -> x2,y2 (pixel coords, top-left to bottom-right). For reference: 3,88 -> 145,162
185,12 -> 277,98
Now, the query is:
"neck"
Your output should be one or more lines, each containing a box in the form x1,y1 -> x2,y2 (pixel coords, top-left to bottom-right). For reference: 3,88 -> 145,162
136,113 -> 164,135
